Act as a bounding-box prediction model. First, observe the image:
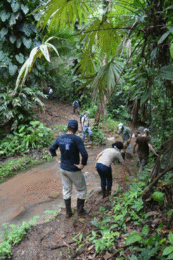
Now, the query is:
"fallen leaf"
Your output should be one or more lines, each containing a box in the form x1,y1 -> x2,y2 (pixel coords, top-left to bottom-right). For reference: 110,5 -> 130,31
103,251 -> 113,260
147,211 -> 160,216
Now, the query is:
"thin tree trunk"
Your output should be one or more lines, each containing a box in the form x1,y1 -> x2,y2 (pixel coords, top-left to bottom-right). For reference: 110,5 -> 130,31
132,98 -> 140,127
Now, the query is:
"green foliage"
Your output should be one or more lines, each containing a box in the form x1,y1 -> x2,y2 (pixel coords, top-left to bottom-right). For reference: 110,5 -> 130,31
0,86 -> 46,131
89,175 -> 173,258
35,0 -> 90,32
44,206 -> 62,222
91,124 -> 106,145
100,117 -> 118,134
0,216 -> 39,259
162,233 -> 173,259
0,0 -> 44,86
152,191 -> 165,204
15,37 -> 59,90
0,121 -> 53,158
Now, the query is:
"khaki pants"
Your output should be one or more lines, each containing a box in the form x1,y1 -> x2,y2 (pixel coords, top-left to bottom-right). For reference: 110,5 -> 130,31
60,169 -> 87,200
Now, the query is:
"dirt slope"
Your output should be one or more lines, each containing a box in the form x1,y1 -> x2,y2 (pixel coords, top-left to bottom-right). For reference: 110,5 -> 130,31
4,99 -> 138,260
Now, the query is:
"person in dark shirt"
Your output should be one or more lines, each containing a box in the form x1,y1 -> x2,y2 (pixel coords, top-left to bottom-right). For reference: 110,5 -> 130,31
49,119 -> 88,218
133,128 -> 159,173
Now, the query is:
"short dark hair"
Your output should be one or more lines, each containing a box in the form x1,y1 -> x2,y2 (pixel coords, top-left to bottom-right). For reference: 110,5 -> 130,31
112,141 -> 124,150
67,127 -> 77,134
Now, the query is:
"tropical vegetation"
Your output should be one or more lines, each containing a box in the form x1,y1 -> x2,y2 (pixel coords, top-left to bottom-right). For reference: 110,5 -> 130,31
0,0 -> 173,258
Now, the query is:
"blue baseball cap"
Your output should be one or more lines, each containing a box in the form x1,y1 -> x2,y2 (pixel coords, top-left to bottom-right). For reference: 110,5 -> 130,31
68,119 -> 78,130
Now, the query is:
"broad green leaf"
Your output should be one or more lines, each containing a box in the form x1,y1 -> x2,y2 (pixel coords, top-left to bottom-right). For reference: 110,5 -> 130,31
9,13 -> 20,26
9,35 -> 17,44
140,88 -> 151,105
133,0 -> 143,8
141,225 -> 149,236
169,233 -> 173,244
125,232 -> 142,245
170,42 -> 173,58
11,0 -> 20,12
152,191 -> 165,204
129,255 -> 138,260
0,28 -> 8,38
22,37 -> 32,49
167,210 -> 173,216
1,11 -> 10,22
159,65 -> 173,81
15,53 -> 25,64
168,252 -> 173,259
158,31 -> 170,45
21,4 -> 29,15
162,246 -> 173,256
16,38 -> 22,48
9,63 -> 18,76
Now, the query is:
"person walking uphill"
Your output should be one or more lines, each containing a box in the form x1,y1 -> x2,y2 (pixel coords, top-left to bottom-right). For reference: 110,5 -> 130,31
118,123 -> 132,159
49,119 -> 88,218
96,142 -> 131,199
81,111 -> 92,141
72,99 -> 80,114
133,128 -> 159,173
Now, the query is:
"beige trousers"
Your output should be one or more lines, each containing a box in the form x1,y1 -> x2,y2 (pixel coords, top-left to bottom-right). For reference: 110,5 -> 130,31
60,169 -> 87,200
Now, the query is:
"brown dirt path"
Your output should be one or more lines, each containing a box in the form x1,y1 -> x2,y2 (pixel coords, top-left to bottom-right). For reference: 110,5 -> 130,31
0,99 -> 139,259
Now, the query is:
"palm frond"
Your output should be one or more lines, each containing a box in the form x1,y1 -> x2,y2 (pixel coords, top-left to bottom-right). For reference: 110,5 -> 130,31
15,37 -> 59,92
90,59 -> 124,103
35,0 -> 90,32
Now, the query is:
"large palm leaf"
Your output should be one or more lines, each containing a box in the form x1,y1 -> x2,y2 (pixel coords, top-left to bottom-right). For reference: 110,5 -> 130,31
15,37 -> 59,92
34,0 -> 90,32
90,59 -> 124,104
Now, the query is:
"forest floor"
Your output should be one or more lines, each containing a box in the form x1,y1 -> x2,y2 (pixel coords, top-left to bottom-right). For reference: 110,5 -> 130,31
2,99 -> 169,260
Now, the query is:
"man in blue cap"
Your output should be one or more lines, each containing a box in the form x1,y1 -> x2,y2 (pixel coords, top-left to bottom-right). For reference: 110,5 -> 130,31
49,119 -> 88,218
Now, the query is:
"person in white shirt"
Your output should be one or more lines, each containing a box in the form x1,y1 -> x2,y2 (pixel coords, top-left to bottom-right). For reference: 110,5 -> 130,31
49,87 -> 53,100
96,142 -> 131,198
81,111 -> 92,140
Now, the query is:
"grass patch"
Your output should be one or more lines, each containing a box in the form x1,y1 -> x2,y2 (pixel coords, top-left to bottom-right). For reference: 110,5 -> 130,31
0,151 -> 53,183
100,117 -> 119,134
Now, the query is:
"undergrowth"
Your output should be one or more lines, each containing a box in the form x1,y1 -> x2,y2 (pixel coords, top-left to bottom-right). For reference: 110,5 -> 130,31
0,151 -> 52,183
72,170 -> 173,259
0,216 -> 39,260
0,121 -> 54,158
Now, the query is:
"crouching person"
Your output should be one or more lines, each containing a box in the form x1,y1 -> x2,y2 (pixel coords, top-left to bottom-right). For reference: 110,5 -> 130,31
49,119 -> 88,218
96,142 -> 131,199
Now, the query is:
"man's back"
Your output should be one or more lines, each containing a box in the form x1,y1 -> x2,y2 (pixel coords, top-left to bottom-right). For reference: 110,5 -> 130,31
136,136 -> 150,156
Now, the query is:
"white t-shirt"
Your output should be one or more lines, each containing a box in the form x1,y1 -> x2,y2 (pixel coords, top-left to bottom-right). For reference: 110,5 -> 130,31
81,115 -> 89,127
97,148 -> 124,167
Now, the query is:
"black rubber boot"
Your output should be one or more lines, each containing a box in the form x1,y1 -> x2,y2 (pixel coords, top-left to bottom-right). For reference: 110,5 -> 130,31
77,198 -> 86,216
107,190 -> 111,197
121,152 -> 125,160
102,188 -> 107,198
64,198 -> 72,218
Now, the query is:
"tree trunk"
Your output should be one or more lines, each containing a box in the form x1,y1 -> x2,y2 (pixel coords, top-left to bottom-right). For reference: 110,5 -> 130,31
132,98 -> 140,127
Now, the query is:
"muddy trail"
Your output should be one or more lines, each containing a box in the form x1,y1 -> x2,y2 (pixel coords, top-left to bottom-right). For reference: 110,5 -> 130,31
0,138 -> 137,233
0,139 -> 137,260
0,99 -> 139,259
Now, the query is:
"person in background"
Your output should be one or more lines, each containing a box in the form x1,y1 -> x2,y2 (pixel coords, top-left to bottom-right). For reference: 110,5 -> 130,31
72,99 -> 80,114
49,119 -> 88,218
118,123 -> 132,158
48,87 -> 53,100
96,142 -> 131,198
133,128 -> 159,173
81,111 -> 92,141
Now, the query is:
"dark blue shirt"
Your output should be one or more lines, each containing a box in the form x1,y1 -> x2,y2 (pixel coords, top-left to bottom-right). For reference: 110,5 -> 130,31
49,134 -> 88,171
